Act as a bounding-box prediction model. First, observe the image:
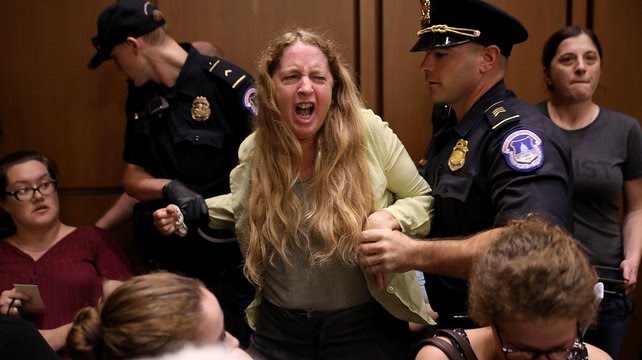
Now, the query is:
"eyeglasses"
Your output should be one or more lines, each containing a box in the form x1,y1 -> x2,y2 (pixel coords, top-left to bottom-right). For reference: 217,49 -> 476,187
495,323 -> 579,360
5,180 -> 57,201
500,346 -> 574,360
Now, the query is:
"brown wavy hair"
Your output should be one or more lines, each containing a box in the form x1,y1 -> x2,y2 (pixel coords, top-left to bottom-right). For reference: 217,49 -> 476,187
66,272 -> 206,360
244,28 -> 373,286
468,215 -> 598,327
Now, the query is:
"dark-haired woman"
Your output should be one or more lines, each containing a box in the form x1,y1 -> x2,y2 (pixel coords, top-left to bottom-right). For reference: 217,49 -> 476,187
0,151 -> 131,358
536,26 -> 642,358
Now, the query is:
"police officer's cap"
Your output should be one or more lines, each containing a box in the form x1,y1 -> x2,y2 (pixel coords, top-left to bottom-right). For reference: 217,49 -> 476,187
410,0 -> 528,57
88,0 -> 166,69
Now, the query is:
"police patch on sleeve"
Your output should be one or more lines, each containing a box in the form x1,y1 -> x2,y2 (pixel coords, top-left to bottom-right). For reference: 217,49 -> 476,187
243,86 -> 258,116
501,128 -> 544,172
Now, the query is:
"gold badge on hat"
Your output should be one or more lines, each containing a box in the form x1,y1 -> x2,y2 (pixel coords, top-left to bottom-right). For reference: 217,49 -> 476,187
420,0 -> 431,27
191,96 -> 211,122
448,139 -> 469,172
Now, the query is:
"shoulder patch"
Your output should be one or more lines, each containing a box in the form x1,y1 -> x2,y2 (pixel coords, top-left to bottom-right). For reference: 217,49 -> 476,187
242,86 -> 258,116
206,57 -> 253,91
501,128 -> 544,172
484,101 -> 521,130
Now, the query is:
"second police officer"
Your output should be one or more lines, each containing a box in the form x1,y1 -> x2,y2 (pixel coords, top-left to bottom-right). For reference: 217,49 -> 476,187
88,0 -> 256,345
360,0 -> 573,329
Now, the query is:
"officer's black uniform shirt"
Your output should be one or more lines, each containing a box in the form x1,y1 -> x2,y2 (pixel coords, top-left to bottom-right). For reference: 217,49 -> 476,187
123,46 -> 255,199
120,47 -> 256,346
420,81 -> 573,317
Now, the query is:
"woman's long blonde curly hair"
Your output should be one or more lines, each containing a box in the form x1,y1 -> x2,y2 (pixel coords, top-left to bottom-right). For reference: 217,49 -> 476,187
244,29 -> 373,286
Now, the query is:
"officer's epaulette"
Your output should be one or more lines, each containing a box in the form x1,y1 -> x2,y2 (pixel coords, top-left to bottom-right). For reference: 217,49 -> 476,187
205,57 -> 252,90
483,100 -> 521,131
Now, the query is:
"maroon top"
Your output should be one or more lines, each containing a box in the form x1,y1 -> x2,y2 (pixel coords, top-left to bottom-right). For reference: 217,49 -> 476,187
0,226 -> 132,329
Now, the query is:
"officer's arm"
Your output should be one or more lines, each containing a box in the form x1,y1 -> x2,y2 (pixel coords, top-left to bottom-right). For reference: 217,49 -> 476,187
411,227 -> 505,279
94,193 -> 139,230
123,163 -> 171,201
360,227 -> 504,280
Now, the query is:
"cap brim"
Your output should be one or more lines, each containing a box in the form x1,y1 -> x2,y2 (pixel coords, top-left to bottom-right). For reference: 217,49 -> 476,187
88,49 -> 111,69
410,33 -> 471,52
410,36 -> 428,52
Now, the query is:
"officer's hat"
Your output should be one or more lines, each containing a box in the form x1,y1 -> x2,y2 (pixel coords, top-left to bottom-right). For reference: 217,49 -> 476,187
88,0 -> 166,69
410,0 -> 528,57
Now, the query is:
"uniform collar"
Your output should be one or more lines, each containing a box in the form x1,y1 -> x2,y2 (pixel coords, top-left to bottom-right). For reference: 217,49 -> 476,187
128,44 -> 203,98
172,46 -> 204,98
453,80 -> 510,137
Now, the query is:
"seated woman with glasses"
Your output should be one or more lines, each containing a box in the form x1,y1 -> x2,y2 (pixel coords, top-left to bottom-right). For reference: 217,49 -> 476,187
0,150 -> 132,359
414,215 -> 612,360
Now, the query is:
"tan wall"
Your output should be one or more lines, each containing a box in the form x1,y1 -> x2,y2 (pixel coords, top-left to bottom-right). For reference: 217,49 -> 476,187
593,0 -> 642,122
157,0 -> 358,77
0,0 -> 126,187
0,1 -> 640,357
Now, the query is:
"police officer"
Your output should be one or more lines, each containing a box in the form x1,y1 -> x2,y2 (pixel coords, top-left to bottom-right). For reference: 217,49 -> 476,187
88,0 -> 255,345
360,0 -> 573,329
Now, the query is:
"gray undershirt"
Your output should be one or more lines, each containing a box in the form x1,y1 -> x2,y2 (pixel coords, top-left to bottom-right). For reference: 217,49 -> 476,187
261,180 -> 372,310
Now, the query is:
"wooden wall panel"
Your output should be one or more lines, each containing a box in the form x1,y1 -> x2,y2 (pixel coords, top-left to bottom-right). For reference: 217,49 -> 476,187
381,1 -> 433,161
572,0 -> 589,27
593,0 -> 642,122
485,0 -> 568,104
58,192 -> 122,226
359,0 -> 382,113
157,0 -> 357,79
0,1 -> 128,189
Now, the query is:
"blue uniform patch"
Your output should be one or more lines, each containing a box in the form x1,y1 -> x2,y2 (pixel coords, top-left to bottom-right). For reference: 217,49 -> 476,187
501,128 -> 544,172
243,86 -> 258,116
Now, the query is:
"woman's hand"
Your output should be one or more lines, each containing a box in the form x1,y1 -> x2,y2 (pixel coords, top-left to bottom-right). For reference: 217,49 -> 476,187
620,259 -> 639,294
0,288 -> 31,316
153,205 -> 182,235
362,210 -> 400,290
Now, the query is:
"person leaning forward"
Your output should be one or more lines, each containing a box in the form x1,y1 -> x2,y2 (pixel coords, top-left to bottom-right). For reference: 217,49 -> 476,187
154,28 -> 434,360
360,0 -> 573,329
88,0 -> 256,346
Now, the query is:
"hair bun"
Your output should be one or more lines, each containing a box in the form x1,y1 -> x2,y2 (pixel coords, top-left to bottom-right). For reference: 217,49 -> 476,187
66,306 -> 104,360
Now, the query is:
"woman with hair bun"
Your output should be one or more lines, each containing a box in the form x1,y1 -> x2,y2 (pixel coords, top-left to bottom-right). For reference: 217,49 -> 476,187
66,272 -> 248,360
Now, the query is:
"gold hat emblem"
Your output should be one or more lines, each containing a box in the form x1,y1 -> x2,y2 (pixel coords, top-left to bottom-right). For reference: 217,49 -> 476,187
420,0 -> 431,28
191,96 -> 211,122
448,139 -> 469,172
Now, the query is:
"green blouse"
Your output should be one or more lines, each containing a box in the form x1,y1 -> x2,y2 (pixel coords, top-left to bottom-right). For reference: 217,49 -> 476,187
205,108 -> 435,328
